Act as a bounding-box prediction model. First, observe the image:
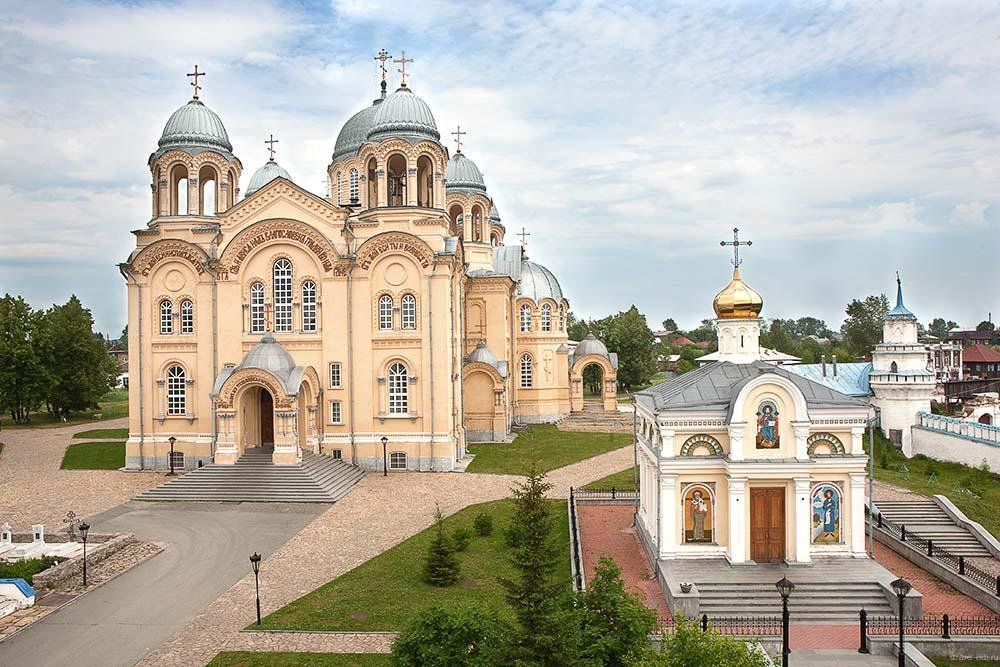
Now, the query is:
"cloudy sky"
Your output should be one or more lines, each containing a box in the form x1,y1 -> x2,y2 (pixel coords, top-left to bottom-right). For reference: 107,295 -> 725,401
1,0 -> 998,336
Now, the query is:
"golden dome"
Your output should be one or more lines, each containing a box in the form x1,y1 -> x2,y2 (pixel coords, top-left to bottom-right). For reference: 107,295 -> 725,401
712,267 -> 763,319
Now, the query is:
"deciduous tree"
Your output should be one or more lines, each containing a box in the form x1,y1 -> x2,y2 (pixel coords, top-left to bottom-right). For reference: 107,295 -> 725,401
577,557 -> 657,666
841,294 -> 889,357
0,294 -> 47,423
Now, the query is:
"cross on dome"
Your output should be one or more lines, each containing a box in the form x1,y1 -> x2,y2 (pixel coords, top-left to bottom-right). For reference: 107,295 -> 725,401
187,64 -> 205,100
394,50 -> 414,87
518,227 -> 531,248
452,125 -> 467,153
265,133 -> 279,161
720,227 -> 752,267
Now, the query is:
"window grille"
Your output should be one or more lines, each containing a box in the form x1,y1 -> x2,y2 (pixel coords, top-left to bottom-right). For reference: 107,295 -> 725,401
401,294 -> 416,330
166,365 -> 186,415
520,304 -> 531,332
349,169 -> 359,203
390,451 -> 407,469
180,299 -> 194,334
520,354 -> 533,388
541,304 -> 552,332
160,300 -> 173,335
302,280 -> 317,332
329,362 -> 342,388
388,362 -> 409,414
379,295 -> 394,330
273,259 -> 293,332
330,401 -> 342,424
250,282 -> 265,333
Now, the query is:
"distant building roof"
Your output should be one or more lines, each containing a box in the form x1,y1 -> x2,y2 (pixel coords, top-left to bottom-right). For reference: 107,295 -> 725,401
963,344 -> 1000,363
784,362 -> 873,397
671,336 -> 696,347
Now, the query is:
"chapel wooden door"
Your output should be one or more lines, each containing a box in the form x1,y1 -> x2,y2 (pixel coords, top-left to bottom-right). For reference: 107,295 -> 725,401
750,488 -> 785,563
260,390 -> 274,446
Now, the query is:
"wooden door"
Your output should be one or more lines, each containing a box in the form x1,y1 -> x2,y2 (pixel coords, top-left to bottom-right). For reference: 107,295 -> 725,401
260,390 -> 274,445
750,488 -> 785,563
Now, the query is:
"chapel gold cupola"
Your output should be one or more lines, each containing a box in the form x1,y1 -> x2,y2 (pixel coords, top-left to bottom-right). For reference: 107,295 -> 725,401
712,228 -> 764,364
149,65 -> 243,218
712,266 -> 764,319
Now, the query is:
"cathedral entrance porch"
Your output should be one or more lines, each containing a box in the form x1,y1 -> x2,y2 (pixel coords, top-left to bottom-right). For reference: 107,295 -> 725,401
750,487 -> 786,563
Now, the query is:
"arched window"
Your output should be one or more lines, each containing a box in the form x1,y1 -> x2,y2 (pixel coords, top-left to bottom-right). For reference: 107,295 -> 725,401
448,204 -> 463,234
890,361 -> 899,374
401,294 -> 416,330
389,451 -> 407,469
250,282 -> 265,334
388,362 -> 408,414
198,165 -> 218,215
159,299 -> 173,335
472,205 -> 483,241
169,163 -> 188,215
166,365 -> 186,415
416,155 -> 433,207
180,299 -> 194,334
379,295 -> 394,330
367,158 -> 378,208
227,169 -> 236,208
490,233 -> 499,247
273,259 -> 293,333
520,353 -> 533,388
520,304 -> 532,332
349,168 -> 359,204
301,280 -> 317,332
559,304 -> 565,331
387,154 -> 407,206
541,304 -> 552,332
336,171 -> 343,204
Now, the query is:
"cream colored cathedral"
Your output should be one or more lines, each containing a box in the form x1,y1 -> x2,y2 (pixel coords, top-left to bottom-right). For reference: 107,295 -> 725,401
121,63 -> 617,471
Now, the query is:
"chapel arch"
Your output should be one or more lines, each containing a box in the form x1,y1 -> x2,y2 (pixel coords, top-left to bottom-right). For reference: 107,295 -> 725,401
416,155 -> 433,207
367,157 -> 379,208
569,354 -> 617,412
448,203 -> 464,234
387,153 -> 407,206
169,163 -> 189,215
198,164 -> 219,215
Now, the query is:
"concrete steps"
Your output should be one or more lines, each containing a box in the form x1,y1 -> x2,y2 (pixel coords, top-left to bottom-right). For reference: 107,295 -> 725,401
696,581 -> 894,621
134,448 -> 365,503
875,500 -> 992,557
558,404 -> 633,433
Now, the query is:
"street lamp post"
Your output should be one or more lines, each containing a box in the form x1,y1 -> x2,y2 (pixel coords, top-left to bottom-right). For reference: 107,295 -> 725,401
381,436 -> 388,476
250,552 -> 262,625
168,436 -> 177,476
775,577 -> 795,667
79,521 -> 90,587
891,577 -> 912,667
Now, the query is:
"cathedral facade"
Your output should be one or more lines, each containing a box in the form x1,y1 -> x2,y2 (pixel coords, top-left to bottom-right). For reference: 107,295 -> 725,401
121,62 -> 616,472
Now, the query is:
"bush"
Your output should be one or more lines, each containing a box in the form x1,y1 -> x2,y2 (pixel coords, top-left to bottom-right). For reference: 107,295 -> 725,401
423,506 -> 460,587
577,557 -> 658,665
391,604 -> 513,666
502,521 -> 522,548
451,527 -> 472,552
643,615 -> 771,666
0,556 -> 62,584
473,511 -> 494,536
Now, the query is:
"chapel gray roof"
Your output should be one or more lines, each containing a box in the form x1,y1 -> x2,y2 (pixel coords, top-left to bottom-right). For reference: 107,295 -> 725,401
157,99 -> 233,156
333,101 -> 380,160
492,245 -> 522,280
245,160 -> 291,196
634,361 -> 870,415
445,153 -> 487,195
570,334 -> 619,370
489,204 -> 501,221
518,260 -> 564,303
784,362 -> 873,397
212,334 -> 305,395
367,87 -> 440,144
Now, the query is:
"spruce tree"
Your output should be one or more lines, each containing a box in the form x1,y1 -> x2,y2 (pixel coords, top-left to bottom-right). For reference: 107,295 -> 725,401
423,505 -> 460,586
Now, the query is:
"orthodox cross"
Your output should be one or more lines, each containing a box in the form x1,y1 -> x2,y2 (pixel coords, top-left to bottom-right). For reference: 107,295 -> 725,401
452,125 -> 466,153
518,227 -> 531,247
187,64 -> 205,100
265,134 -> 279,161
63,510 -> 80,539
394,50 -> 413,87
374,48 -> 392,91
720,227 -> 751,267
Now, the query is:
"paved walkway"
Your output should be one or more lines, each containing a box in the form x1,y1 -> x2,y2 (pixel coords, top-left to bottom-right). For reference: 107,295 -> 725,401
139,445 -> 634,666
0,418 -> 161,528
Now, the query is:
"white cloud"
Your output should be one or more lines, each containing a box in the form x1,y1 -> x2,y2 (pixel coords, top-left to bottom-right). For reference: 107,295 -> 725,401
950,201 -> 990,226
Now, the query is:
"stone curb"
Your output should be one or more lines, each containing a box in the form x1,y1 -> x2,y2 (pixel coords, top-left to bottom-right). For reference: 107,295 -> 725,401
32,533 -> 136,591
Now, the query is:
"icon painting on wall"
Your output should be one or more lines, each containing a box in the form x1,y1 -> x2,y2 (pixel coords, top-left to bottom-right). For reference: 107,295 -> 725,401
683,486 -> 713,543
811,484 -> 841,543
755,400 -> 779,449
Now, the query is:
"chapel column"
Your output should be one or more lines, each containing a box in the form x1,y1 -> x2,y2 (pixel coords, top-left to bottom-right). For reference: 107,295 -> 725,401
376,167 -> 387,207
406,165 -> 418,206
851,427 -> 865,455
660,428 -> 675,458
792,422 -> 810,459
793,477 -> 812,564
187,177 -> 200,215
850,472 -> 868,557
158,177 -> 169,216
727,476 -> 748,563
657,472 -> 678,559
728,422 -> 745,461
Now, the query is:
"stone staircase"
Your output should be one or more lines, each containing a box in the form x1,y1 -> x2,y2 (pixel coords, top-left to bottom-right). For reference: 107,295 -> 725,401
557,403 -> 633,433
134,447 -> 365,503
875,499 -> 993,557
696,581 -> 894,621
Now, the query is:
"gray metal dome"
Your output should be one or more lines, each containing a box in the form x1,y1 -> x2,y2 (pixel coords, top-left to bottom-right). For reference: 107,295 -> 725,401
158,99 -> 232,154
489,204 -> 501,222
245,160 -> 291,196
466,340 -> 499,367
518,260 -> 564,303
574,333 -> 609,359
367,87 -> 440,143
445,153 -> 487,195
333,101 -> 380,160
238,334 -> 295,375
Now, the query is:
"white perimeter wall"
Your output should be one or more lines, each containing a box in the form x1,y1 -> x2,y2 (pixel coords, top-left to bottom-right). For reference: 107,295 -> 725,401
912,427 -> 1000,470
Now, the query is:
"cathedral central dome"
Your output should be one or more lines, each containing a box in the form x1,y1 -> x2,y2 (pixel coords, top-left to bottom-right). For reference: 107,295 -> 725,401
713,267 -> 763,319
158,99 -> 232,154
367,87 -> 439,143
445,153 -> 487,195
245,159 -> 292,196
333,101 -> 380,160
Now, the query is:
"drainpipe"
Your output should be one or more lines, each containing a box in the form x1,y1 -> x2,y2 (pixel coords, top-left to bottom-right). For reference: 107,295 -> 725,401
209,227 -> 221,459
344,221 -> 358,465
427,258 -> 437,470
449,264 -> 456,457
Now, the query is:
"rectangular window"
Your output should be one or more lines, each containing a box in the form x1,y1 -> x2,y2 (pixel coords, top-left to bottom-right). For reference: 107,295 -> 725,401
330,401 -> 342,424
301,281 -> 317,332
389,451 -> 407,469
329,362 -> 342,388
331,449 -> 342,460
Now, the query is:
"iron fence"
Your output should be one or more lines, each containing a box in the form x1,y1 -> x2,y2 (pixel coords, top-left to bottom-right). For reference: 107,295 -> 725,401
862,611 -> 1000,643
568,487 -> 585,591
661,614 -> 783,637
866,505 -> 1000,595
572,488 -> 639,502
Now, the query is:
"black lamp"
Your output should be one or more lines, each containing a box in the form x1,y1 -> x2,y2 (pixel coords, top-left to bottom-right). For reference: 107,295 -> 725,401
79,521 -> 90,587
891,577 -> 912,667
167,435 -> 177,475
775,577 -> 795,667
250,552 -> 262,625
381,435 -> 389,476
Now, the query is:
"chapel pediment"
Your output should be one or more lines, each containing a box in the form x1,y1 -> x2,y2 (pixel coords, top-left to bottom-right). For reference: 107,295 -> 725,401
220,178 -> 346,231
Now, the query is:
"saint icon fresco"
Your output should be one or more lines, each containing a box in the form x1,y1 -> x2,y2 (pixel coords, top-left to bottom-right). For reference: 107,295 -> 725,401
811,484 -> 841,543
683,487 -> 712,543
755,401 -> 779,449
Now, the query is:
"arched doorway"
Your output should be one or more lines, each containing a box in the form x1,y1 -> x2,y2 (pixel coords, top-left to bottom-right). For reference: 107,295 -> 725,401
582,362 -> 604,403
569,352 -> 617,412
260,388 -> 274,446
980,413 -> 993,425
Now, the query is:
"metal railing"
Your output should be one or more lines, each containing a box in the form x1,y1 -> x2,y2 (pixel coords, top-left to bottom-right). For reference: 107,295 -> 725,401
917,411 -> 1000,445
860,609 -> 1000,651
866,505 -> 1000,595
568,487 -> 585,591
573,487 -> 639,502
661,614 -> 783,637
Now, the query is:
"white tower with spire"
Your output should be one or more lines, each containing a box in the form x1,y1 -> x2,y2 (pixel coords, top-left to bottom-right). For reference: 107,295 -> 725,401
870,275 -> 935,456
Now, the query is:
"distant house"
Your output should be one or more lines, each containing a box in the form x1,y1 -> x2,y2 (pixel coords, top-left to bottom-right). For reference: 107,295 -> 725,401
671,335 -> 697,347
962,344 -> 1000,380
947,327 -> 1000,347
108,341 -> 128,373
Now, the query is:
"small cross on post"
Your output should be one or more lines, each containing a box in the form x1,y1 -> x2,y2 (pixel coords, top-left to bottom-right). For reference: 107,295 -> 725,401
452,126 -> 467,153
720,227 -> 752,267
375,49 -> 392,81
265,134 -> 279,161
187,64 -> 205,100
518,226 -> 531,248
63,510 -> 79,540
394,50 -> 414,87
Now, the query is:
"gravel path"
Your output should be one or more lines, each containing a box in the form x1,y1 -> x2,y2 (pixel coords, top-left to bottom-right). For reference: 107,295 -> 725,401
138,445 -> 634,666
0,418 -> 161,529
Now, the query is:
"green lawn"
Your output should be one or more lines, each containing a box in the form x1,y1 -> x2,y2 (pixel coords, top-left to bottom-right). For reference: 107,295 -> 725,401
256,498 -> 570,632
73,427 -> 128,440
1,388 -> 128,429
208,654 -> 390,667
931,659 -> 999,667
466,424 -> 630,475
869,430 -> 1000,540
583,465 -> 637,492
60,441 -> 125,469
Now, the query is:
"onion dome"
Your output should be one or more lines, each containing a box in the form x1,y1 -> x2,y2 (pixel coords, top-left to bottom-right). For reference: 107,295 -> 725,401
245,159 -> 291,196
333,101 -> 380,161
886,274 -> 916,321
712,267 -> 763,319
238,334 -> 295,374
518,260 -> 564,303
157,99 -> 232,155
575,333 -> 610,358
446,153 -> 487,196
466,341 -> 499,367
367,87 -> 440,144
